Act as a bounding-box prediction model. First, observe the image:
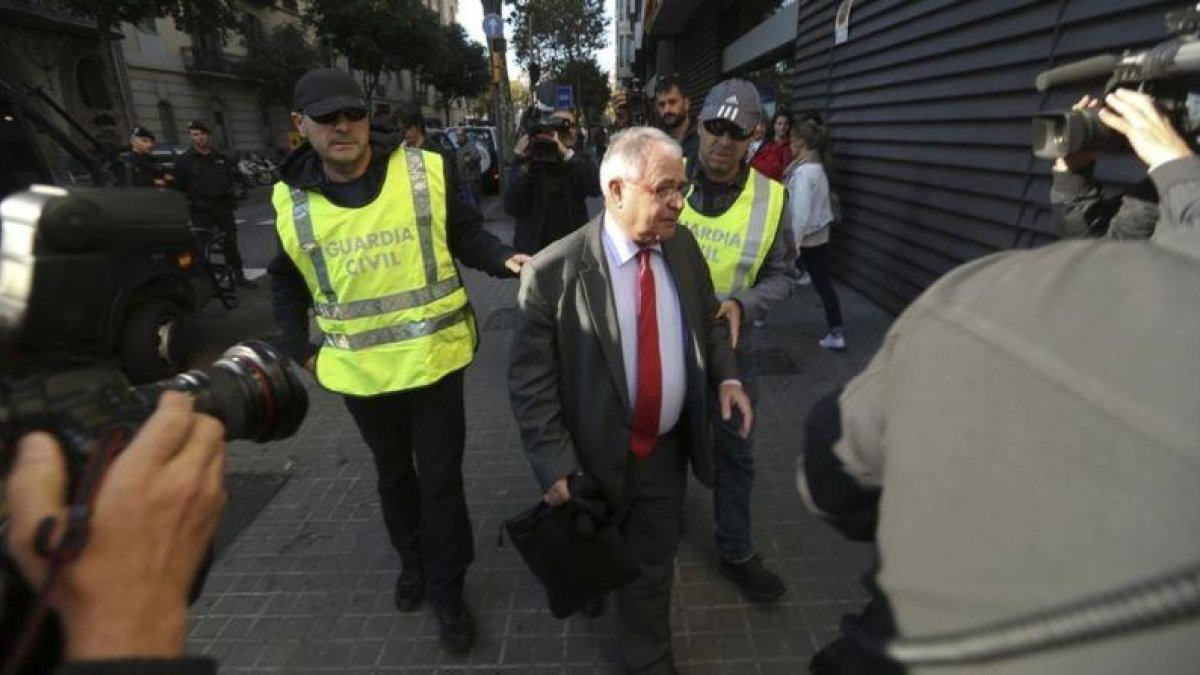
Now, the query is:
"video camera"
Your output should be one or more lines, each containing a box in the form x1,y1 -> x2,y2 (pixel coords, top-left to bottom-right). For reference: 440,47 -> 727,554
1033,5 -> 1200,158
519,82 -> 572,165
0,186 -> 308,487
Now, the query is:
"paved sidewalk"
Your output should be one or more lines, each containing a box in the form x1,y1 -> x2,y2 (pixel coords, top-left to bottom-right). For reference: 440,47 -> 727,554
191,197 -> 894,673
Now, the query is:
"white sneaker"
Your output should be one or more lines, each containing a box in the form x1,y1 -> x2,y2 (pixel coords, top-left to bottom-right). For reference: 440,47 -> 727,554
819,331 -> 846,351
795,272 -> 812,286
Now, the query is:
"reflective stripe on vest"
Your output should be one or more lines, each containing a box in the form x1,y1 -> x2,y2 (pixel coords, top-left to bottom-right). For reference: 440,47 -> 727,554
273,148 -> 476,395
324,304 -> 472,350
290,150 -> 462,320
679,168 -> 784,296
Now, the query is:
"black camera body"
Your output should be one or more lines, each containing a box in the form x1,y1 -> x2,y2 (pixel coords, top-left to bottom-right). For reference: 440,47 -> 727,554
1033,6 -> 1200,159
0,187 -> 309,486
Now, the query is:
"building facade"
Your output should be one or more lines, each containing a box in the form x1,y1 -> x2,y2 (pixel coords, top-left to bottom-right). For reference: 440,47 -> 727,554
0,0 -> 135,154
628,0 -> 1171,313
120,0 -> 466,156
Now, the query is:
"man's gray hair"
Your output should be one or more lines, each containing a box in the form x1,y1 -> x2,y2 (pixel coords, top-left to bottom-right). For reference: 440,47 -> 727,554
599,126 -> 682,200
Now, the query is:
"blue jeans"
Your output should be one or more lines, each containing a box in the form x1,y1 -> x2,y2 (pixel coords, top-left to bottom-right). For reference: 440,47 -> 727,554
711,328 -> 759,562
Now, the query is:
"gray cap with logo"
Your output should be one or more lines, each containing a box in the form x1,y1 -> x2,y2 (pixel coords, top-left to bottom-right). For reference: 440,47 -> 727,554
698,79 -> 764,135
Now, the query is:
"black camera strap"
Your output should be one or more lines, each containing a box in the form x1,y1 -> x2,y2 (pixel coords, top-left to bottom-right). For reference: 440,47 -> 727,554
1,426 -> 130,675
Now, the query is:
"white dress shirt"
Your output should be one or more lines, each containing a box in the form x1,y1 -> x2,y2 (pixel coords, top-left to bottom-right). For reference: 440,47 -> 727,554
601,214 -> 687,435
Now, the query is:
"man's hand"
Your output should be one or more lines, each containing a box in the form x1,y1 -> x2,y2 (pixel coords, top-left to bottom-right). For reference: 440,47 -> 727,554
304,354 -> 317,373
715,300 -> 743,350
514,134 -> 530,159
543,477 -> 571,506
505,253 -> 532,274
1099,88 -> 1195,169
719,381 -> 753,438
4,391 -> 227,661
1053,95 -> 1100,172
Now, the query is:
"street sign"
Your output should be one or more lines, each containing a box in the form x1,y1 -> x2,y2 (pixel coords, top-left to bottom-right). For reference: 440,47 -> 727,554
483,13 -> 504,39
555,85 -> 574,110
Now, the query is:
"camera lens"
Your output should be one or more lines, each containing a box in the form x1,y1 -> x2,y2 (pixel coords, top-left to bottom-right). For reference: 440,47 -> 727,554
134,340 -> 308,442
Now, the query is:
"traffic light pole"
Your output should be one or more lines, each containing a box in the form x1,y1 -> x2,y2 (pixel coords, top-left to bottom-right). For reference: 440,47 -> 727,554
482,0 -> 516,192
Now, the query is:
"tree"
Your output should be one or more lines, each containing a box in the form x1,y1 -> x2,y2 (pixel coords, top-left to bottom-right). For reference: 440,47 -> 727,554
58,0 -> 239,41
236,24 -> 324,107
424,24 -> 489,124
305,0 -> 440,103
506,0 -> 608,76
553,56 -> 610,125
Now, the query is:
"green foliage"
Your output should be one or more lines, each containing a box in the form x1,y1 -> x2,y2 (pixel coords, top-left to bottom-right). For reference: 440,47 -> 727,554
506,0 -> 609,75
236,24 -> 323,106
424,24 -> 490,121
57,0 -> 239,39
553,57 -> 610,123
304,0 -> 440,100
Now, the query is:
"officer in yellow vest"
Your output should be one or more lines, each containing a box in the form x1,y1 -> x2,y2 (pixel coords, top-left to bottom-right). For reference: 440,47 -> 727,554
679,79 -> 796,604
267,69 -> 529,655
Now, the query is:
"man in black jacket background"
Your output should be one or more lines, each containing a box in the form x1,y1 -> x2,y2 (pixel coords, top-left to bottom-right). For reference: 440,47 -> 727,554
504,107 -> 601,254
174,120 -> 256,288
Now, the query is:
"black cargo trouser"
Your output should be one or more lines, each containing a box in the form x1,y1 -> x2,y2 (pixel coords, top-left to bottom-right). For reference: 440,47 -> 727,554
190,202 -> 246,278
342,369 -> 474,607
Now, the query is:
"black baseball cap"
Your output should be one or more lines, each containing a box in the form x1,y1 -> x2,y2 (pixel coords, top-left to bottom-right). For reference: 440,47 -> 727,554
187,119 -> 210,133
131,125 -> 155,141
293,68 -> 368,117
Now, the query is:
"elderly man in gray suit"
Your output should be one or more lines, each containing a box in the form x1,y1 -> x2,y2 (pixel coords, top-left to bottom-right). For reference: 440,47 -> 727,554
508,126 -> 754,674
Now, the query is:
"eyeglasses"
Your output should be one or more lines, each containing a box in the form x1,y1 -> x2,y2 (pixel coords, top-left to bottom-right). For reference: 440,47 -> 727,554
629,179 -> 693,204
308,108 -> 368,125
703,119 -> 752,141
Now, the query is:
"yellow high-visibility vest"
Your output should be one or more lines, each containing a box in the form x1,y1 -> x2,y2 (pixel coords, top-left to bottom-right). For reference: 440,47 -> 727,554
274,148 -> 476,395
679,167 -> 785,296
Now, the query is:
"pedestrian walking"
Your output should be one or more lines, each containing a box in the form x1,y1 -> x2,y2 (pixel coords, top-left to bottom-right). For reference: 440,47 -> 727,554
454,126 -> 483,210
267,68 -> 529,656
655,75 -> 699,161
784,120 -> 846,350
679,79 -> 795,603
509,127 -> 753,674
174,119 -> 256,288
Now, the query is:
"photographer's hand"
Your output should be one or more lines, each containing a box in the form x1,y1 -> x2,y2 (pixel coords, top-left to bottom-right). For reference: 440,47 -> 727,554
1100,88 -> 1195,170
4,391 -> 227,662
1054,95 -> 1100,172
514,134 -> 530,160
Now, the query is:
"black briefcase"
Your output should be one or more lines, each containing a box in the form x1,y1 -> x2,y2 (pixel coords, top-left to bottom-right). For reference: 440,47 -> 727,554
503,482 -> 640,619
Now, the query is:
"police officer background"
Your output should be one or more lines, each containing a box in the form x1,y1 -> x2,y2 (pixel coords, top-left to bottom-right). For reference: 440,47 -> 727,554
174,119 -> 256,288
268,68 -> 529,656
679,79 -> 795,604
116,126 -> 166,187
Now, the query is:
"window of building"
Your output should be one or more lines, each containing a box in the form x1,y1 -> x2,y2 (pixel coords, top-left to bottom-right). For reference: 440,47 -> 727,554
75,56 -> 112,109
158,100 -> 179,144
136,17 -> 158,34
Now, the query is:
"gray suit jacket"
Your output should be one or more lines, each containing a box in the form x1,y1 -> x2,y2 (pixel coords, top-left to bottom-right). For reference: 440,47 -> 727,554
508,213 -> 740,509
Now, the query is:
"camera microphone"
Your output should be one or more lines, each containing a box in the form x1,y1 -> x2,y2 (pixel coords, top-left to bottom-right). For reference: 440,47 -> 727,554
1035,54 -> 1120,92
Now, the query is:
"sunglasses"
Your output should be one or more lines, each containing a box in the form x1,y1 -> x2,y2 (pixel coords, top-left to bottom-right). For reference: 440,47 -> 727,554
308,108 -> 368,125
703,119 -> 752,141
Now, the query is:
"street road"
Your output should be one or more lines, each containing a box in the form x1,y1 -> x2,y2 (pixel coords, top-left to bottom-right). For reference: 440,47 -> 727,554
234,186 -> 279,278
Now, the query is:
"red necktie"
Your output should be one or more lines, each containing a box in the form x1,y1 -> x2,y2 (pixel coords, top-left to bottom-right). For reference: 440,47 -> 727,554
631,248 -> 661,459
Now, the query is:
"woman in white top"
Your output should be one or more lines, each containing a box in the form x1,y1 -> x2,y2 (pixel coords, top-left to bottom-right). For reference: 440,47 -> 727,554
782,120 -> 845,350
